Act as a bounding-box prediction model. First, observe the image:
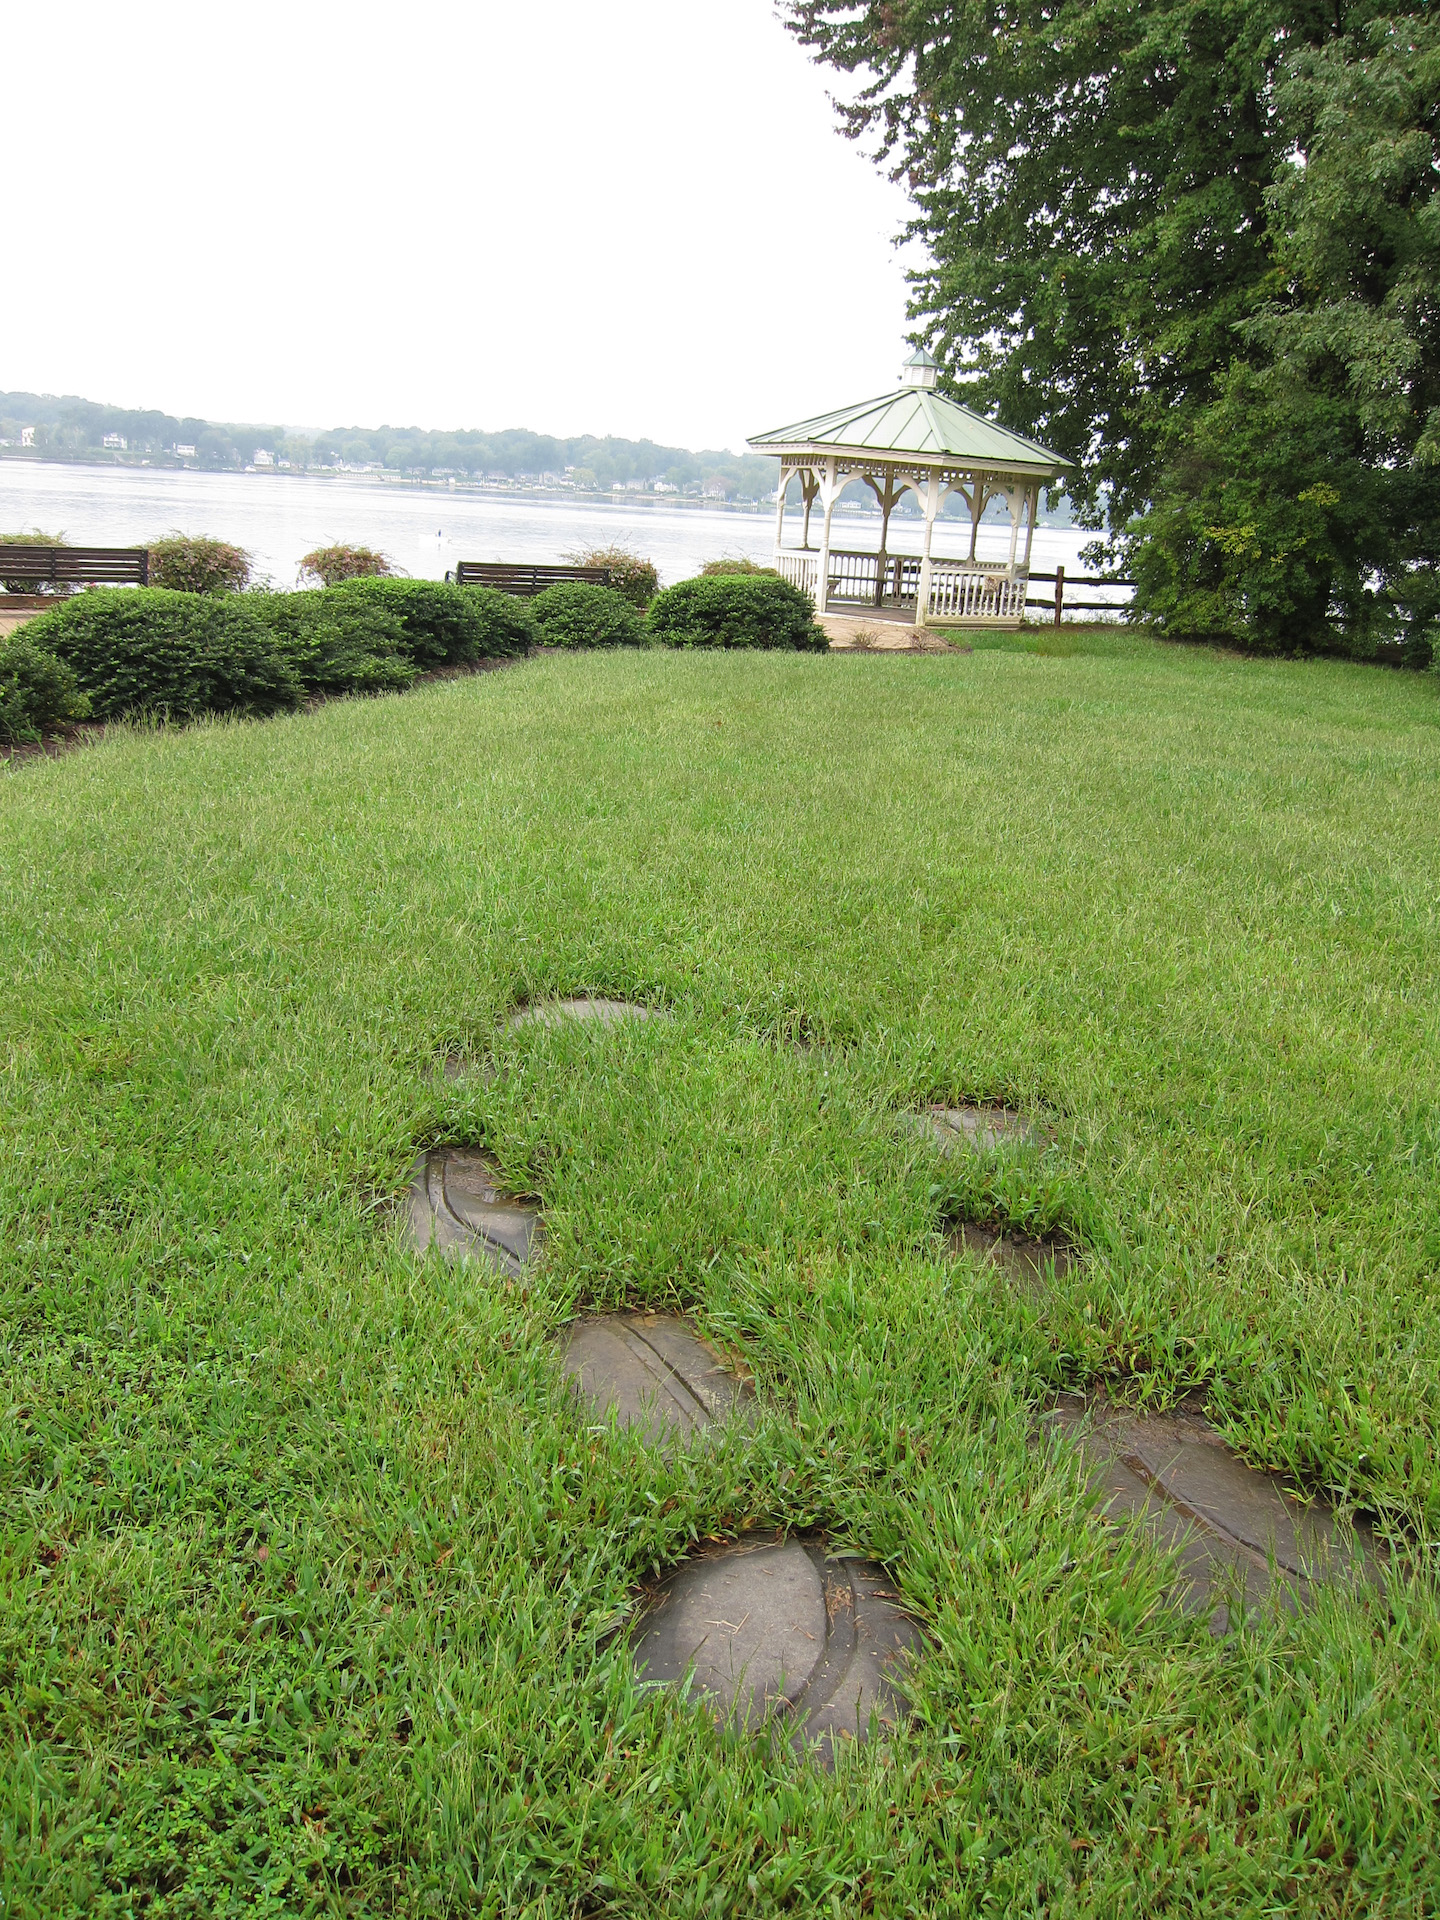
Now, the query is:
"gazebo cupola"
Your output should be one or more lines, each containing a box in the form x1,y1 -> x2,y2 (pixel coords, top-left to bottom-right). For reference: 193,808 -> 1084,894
748,350 -> 1067,628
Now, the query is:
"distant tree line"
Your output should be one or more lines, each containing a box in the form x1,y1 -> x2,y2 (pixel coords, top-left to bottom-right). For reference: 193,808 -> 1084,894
0,392 -> 779,502
788,1 -> 1439,659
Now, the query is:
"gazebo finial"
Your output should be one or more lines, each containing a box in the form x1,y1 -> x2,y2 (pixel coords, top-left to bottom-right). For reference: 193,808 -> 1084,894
900,346 -> 939,390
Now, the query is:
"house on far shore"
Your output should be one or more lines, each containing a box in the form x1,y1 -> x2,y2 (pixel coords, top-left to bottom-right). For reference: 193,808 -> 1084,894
21,427 -> 35,447
103,433 -> 127,450
253,449 -> 275,467
173,443 -> 196,458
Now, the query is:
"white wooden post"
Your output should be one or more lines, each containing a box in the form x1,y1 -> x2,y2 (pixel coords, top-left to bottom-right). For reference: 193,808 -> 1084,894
773,467 -> 788,562
915,471 -> 940,628
816,456 -> 838,616
1022,482 -> 1038,569
969,480 -> 983,561
1006,483 -> 1021,571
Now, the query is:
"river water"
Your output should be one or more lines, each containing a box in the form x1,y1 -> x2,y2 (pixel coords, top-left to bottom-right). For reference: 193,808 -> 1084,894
0,460 -> 1099,591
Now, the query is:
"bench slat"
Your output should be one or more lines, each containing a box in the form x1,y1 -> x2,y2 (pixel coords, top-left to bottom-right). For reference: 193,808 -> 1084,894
451,561 -> 611,596
0,545 -> 150,585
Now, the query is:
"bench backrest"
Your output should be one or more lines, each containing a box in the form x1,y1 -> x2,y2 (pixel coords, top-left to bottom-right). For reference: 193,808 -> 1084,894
0,545 -> 150,585
450,561 -> 610,596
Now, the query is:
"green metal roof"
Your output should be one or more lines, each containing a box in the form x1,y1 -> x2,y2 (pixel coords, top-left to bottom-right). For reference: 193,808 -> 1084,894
748,385 -> 1065,473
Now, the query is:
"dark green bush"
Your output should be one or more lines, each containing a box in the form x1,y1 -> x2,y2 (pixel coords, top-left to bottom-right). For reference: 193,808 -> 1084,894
148,535 -> 252,595
250,592 -> 416,696
646,573 -> 827,651
325,578 -> 535,668
531,582 -> 645,649
22,590 -> 300,721
0,634 -> 91,743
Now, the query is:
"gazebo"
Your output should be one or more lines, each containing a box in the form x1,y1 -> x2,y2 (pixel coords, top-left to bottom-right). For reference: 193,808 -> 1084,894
748,350 -> 1068,629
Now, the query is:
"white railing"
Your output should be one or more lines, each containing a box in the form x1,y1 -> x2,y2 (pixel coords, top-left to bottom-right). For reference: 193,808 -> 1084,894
775,546 -> 1028,624
775,549 -> 820,600
927,564 -> 1028,623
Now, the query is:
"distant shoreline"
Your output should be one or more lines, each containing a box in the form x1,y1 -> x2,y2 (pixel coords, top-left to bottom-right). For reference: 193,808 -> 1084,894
0,452 -> 775,516
0,456 -> 1079,531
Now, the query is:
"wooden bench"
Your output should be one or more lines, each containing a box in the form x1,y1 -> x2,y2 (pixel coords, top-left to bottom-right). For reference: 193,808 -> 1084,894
0,545 -> 150,588
448,561 -> 609,596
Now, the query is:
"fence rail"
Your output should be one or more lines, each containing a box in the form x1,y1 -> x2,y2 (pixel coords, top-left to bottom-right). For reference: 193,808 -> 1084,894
1026,566 -> 1135,626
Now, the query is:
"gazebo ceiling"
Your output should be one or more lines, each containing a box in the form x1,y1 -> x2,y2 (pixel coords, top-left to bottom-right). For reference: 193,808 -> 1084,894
748,379 -> 1066,477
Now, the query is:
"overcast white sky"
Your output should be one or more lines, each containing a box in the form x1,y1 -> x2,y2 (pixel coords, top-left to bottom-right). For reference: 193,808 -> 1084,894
2,1 -> 920,452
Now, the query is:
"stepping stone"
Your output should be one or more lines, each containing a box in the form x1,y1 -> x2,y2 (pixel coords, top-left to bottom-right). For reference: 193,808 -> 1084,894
632,1537 -> 923,1762
508,997 -> 668,1031
561,1312 -> 753,1446
406,1147 -> 540,1277
1045,1393 -> 1377,1634
905,1104 -> 1041,1153
948,1219 -> 1073,1287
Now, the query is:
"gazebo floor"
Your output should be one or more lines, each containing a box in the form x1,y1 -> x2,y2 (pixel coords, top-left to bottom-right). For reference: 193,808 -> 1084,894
822,610 -> 952,649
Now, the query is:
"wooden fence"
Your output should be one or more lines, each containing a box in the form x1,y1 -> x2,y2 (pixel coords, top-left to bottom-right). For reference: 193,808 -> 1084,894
1026,566 -> 1134,626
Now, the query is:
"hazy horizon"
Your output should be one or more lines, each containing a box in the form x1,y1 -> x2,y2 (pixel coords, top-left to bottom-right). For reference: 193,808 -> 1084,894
2,2 -> 920,453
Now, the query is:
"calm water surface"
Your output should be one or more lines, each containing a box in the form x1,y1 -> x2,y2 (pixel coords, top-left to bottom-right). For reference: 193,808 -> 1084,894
0,461 -> 1098,589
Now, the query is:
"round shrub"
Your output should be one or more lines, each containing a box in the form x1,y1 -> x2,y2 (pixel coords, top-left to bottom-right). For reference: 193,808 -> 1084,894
531,582 -> 645,649
325,578 -> 535,668
299,544 -> 393,587
646,574 -> 827,651
250,592 -> 416,696
23,590 -> 299,721
564,545 -> 658,610
698,556 -> 778,577
147,535 -> 252,594
0,635 -> 90,743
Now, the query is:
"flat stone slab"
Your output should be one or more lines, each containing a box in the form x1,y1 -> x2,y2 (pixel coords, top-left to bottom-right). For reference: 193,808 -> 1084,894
561,1312 -> 753,1446
905,1104 -> 1041,1153
948,1220 -> 1073,1287
508,997 -> 668,1031
1046,1394 -> 1377,1633
633,1537 -> 924,1762
406,1147 -> 540,1277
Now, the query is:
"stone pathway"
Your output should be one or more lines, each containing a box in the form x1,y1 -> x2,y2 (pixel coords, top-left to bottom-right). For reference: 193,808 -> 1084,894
907,1102 -> 1043,1153
1046,1392 -> 1378,1633
508,997 -> 668,1031
406,1065 -> 1380,1761
406,1147 -> 541,1277
948,1220 -> 1073,1287
561,1311 -> 753,1447
632,1537 -> 924,1762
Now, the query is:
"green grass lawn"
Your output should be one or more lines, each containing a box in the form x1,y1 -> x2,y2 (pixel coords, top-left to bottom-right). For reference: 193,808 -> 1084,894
3,632 -> 1438,1916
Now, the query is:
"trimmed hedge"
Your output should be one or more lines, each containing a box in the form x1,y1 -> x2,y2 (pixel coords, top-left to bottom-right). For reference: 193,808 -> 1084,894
325,578 -> 535,668
531,582 -> 646,649
646,574 -> 827,651
21,590 -> 300,722
251,592 -> 416,696
0,635 -> 91,743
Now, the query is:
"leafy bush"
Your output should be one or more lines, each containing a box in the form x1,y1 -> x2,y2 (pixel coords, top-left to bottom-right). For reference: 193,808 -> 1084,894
531,582 -> 645,649
148,535 -> 252,594
299,544 -> 393,587
698,556 -> 777,577
1,528 -> 74,598
22,590 -> 299,721
564,544 -> 658,609
647,573 -> 828,651
250,592 -> 416,696
324,578 -> 535,668
0,635 -> 91,743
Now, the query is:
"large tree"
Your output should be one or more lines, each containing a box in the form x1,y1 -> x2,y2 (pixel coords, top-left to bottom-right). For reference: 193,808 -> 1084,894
785,2 -> 1438,652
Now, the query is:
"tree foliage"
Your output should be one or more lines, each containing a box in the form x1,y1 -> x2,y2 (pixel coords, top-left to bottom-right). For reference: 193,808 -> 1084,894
786,0 -> 1439,654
